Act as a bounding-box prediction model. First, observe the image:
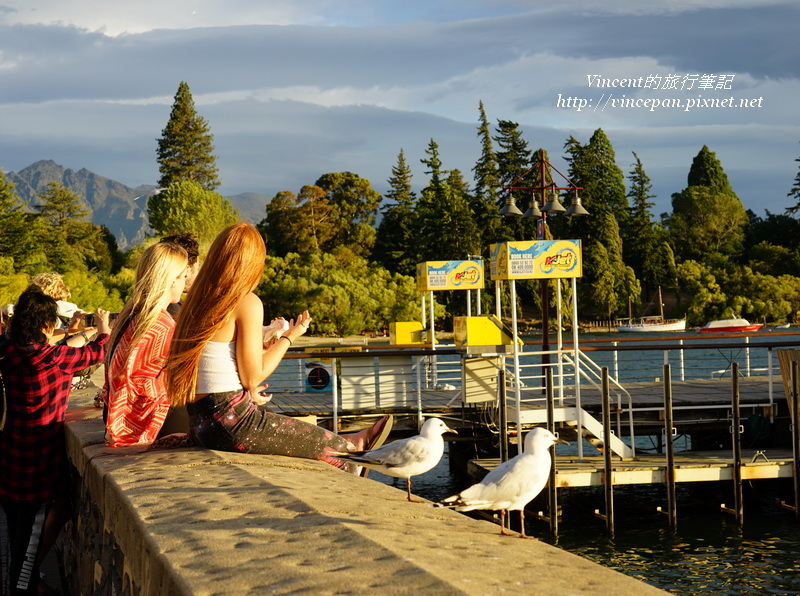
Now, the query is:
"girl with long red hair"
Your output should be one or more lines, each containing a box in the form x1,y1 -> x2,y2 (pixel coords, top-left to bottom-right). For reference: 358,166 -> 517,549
166,222 -> 390,470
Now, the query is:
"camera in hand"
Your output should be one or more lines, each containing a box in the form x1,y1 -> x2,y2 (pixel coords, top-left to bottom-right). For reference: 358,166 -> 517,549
83,312 -> 119,327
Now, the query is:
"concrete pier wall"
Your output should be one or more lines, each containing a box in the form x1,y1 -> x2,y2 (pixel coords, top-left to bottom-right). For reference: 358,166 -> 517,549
59,389 -> 667,595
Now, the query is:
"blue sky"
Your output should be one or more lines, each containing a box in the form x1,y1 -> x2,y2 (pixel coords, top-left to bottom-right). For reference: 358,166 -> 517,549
1,0 -> 798,218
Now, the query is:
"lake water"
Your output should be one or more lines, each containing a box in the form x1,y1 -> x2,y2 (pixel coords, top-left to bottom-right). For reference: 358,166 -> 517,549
371,442 -> 800,595
366,329 -> 800,594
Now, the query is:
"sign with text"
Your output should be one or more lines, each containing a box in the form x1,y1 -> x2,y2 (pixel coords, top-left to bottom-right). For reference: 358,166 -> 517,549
416,260 -> 485,291
490,240 -> 582,280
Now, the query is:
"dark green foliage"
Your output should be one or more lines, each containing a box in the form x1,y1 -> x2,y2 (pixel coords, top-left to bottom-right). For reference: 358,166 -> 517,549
374,150 -> 418,276
314,172 -> 381,257
156,81 -> 220,191
687,145 -> 732,191
471,101 -> 506,249
668,147 -> 747,265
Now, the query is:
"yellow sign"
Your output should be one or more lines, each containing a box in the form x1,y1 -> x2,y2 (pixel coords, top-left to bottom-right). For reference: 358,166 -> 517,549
416,260 -> 485,291
490,240 -> 582,280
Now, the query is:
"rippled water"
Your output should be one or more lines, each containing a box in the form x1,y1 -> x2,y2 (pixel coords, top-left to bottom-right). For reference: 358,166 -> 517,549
371,443 -> 800,595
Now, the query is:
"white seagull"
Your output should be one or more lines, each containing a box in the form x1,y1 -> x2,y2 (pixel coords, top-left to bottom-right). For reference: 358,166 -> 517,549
441,427 -> 568,538
335,418 -> 457,502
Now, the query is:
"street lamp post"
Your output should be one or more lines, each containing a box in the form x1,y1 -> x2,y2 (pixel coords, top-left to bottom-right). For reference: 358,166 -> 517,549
499,154 -> 588,374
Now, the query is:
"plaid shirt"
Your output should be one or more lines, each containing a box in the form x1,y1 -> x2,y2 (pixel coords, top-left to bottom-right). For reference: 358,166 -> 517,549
0,334 -> 108,502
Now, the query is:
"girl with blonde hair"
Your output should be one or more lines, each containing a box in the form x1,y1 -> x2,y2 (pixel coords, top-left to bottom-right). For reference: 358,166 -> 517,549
167,222 -> 390,470
101,241 -> 188,446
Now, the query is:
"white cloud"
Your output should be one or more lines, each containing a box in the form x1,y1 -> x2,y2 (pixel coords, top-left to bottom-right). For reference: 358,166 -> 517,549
0,0 -> 797,223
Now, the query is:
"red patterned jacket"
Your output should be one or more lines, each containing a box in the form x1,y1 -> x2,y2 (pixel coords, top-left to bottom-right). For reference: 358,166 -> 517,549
102,310 -> 175,447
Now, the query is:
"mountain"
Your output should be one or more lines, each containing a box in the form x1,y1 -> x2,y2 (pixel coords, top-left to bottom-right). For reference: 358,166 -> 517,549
6,160 -> 270,249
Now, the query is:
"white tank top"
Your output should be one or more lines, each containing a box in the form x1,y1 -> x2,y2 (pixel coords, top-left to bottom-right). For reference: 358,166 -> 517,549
196,341 -> 243,394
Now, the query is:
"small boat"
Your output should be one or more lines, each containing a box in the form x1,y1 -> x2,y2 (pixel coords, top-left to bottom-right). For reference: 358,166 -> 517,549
617,316 -> 687,333
618,287 -> 686,332
698,318 -> 764,333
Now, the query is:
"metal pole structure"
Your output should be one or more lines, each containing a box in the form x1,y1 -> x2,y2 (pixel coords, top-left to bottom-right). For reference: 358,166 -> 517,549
331,355 -> 340,433
546,367 -> 559,538
510,279 -> 523,455
730,362 -> 744,525
428,289 -> 436,387
572,276 -> 584,459
556,281 -> 564,404
601,367 -> 615,536
498,369 -> 509,463
663,363 -> 677,529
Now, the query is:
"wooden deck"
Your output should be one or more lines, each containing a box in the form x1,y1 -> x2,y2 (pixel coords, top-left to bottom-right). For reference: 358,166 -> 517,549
468,448 -> 796,488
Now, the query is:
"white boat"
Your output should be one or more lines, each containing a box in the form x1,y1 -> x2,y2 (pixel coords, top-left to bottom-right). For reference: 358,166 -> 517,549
618,287 -> 686,332
698,318 -> 764,333
617,315 -> 687,333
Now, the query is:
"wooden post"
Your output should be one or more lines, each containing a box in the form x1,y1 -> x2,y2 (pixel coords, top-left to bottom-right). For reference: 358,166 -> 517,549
498,369 -> 508,463
546,368 -> 559,538
663,364 -> 677,528
601,367 -> 615,536
731,362 -> 744,525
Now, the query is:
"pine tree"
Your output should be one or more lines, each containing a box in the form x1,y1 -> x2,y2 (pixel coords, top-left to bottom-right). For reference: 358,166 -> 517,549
0,169 -> 38,269
157,81 -> 220,191
374,150 -> 418,276
668,146 -> 747,264
687,145 -> 732,191
471,101 -> 506,248
34,182 -> 101,271
494,120 -> 537,241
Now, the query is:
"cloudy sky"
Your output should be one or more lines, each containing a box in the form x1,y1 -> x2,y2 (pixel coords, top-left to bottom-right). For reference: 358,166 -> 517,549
1,0 -> 798,219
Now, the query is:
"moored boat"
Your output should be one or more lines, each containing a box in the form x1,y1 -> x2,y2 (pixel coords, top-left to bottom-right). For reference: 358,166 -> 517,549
617,316 -> 687,333
618,287 -> 686,332
698,318 -> 764,333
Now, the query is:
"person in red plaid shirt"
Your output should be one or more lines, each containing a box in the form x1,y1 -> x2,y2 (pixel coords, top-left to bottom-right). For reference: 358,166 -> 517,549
0,286 -> 110,595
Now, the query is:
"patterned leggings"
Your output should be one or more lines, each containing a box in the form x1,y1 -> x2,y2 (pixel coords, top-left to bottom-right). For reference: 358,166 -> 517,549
186,390 -> 355,470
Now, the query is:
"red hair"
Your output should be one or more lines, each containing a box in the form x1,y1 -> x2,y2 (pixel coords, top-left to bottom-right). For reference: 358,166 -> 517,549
167,222 -> 266,406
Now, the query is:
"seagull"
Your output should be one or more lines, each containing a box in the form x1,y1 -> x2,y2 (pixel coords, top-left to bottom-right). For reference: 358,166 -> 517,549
335,418 -> 457,502
441,427 -> 568,538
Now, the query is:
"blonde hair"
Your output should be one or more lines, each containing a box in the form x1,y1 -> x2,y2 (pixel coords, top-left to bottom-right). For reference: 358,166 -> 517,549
167,222 -> 266,406
106,242 -> 188,363
30,272 -> 71,301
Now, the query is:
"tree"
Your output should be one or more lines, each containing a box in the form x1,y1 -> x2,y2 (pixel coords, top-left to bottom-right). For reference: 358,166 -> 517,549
562,129 -> 629,242
668,146 -> 747,264
415,140 -> 480,262
314,172 -> 381,257
624,153 -> 677,290
374,150 -> 418,276
688,145 -> 732,191
34,182 -> 101,272
471,101 -> 506,248
156,81 -> 220,191
493,120 -> 537,241
147,180 -> 238,243
0,169 -> 40,271
587,212 -> 641,318
259,252 -> 418,336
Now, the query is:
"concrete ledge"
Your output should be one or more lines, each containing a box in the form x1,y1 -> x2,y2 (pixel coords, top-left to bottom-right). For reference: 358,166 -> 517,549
62,390 -> 667,595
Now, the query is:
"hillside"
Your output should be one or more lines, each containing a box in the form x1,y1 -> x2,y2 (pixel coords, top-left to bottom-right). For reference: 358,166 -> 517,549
6,160 -> 270,249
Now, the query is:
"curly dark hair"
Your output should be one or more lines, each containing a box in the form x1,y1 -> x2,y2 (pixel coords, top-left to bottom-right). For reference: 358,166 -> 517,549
159,234 -> 199,266
9,286 -> 59,346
